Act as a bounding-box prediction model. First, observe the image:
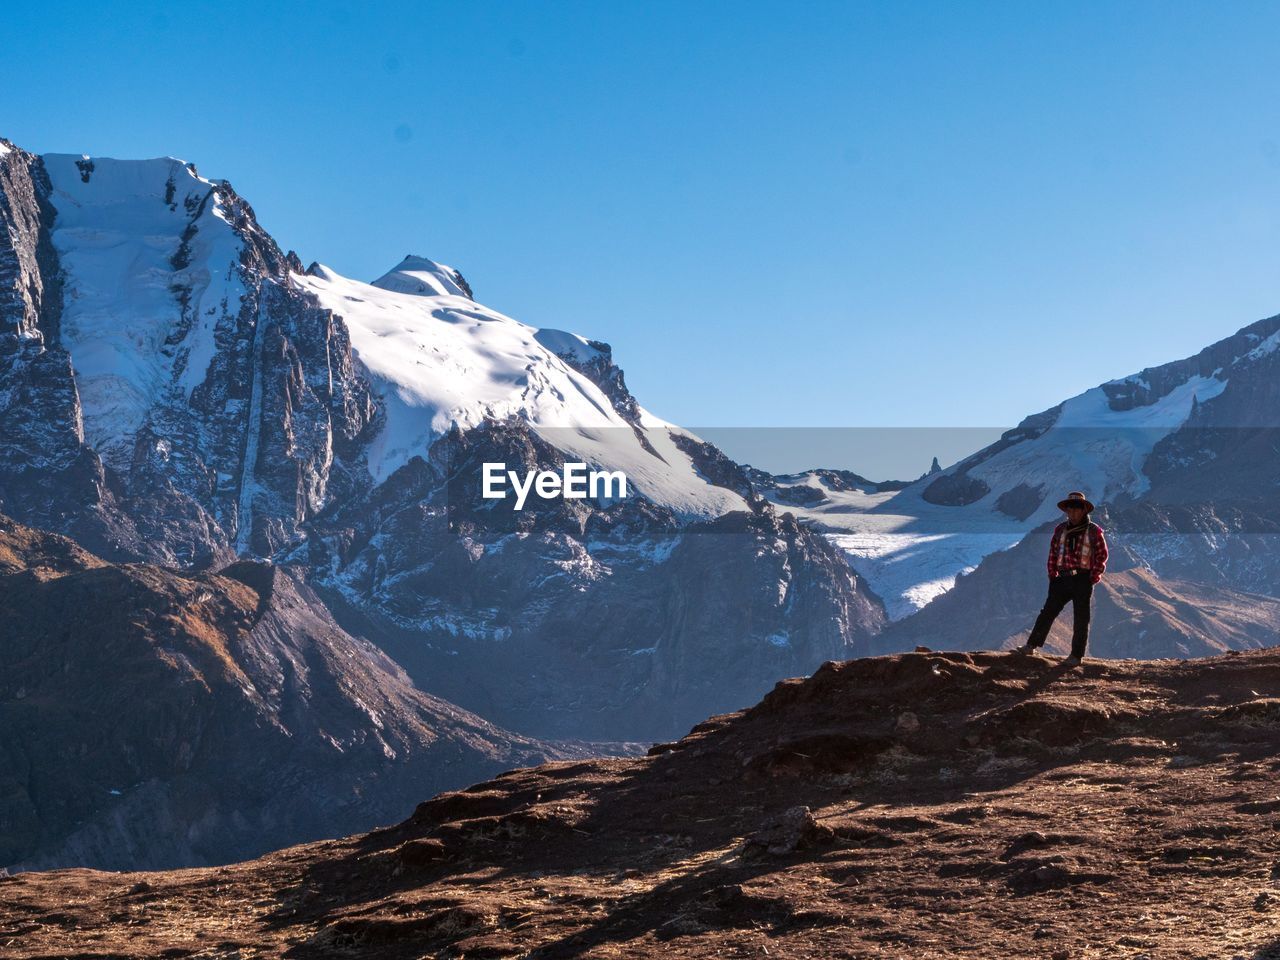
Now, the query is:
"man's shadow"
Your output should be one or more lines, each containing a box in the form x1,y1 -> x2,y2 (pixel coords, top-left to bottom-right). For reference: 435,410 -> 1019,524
982,649 -> 1100,705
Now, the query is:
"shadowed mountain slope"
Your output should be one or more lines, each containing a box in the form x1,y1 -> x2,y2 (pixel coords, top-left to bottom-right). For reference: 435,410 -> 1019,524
0,515 -> 620,873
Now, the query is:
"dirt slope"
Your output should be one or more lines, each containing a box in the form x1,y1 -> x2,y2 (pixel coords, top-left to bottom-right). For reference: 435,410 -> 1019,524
3,647 -> 1280,958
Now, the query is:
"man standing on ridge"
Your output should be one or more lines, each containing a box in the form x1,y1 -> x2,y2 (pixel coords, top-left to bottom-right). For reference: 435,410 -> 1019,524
1013,490 -> 1108,666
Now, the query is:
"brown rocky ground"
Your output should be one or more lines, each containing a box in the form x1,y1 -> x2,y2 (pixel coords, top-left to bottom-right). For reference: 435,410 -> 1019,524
4,647 -> 1280,959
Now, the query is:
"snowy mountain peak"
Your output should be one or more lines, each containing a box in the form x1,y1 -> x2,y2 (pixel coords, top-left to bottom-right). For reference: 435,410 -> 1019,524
6,139 -> 750,532
292,259 -> 745,516
43,152 -> 195,196
39,152 -> 249,466
371,255 -> 473,299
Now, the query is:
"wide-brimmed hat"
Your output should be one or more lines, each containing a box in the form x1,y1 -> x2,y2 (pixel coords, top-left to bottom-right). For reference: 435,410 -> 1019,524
1056,490 -> 1094,513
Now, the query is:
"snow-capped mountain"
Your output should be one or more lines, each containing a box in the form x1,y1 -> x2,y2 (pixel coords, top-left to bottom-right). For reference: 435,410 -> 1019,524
294,258 -> 745,515
0,138 -> 884,740
752,311 -> 1280,622
2,142 -> 747,550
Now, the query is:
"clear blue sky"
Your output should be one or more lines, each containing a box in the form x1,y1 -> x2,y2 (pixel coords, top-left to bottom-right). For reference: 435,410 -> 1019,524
4,1 -> 1279,476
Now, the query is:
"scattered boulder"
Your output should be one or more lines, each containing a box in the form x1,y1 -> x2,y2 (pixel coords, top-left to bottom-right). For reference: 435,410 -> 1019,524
397,838 -> 449,867
1001,830 -> 1051,860
1008,862 -> 1074,892
1006,857 -> 1114,894
1234,798 -> 1280,815
745,806 -> 834,856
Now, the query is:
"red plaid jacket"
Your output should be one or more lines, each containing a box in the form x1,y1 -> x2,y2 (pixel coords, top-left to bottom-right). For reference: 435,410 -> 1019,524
1047,520 -> 1108,583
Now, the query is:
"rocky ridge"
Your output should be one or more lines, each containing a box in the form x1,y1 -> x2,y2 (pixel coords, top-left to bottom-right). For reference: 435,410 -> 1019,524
3,646 -> 1279,957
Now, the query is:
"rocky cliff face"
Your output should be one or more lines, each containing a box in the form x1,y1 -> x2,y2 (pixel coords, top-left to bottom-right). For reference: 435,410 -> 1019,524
0,137 -> 884,746
300,416 -> 882,739
1139,315 -> 1280,507
0,141 -> 383,568
0,142 -> 104,545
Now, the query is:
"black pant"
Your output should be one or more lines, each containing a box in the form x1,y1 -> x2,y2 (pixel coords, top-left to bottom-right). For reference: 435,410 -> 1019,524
1026,571 -> 1094,658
